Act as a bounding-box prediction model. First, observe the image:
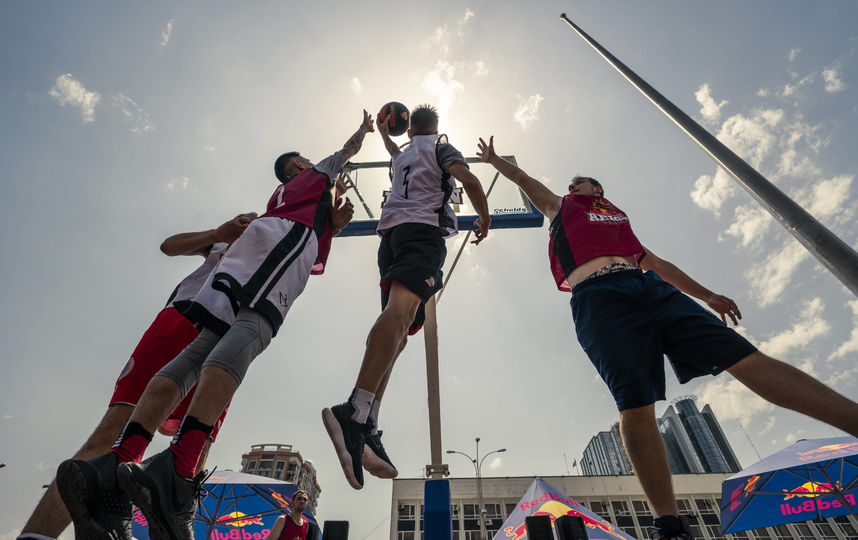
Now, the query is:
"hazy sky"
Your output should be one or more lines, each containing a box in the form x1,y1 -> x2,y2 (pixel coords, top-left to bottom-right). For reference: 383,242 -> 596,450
1,2 -> 857,539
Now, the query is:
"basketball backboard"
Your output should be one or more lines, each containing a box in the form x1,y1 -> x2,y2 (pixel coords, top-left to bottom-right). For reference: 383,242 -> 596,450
339,156 -> 543,236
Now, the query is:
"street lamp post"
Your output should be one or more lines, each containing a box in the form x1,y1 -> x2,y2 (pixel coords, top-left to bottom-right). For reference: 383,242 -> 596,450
447,437 -> 507,540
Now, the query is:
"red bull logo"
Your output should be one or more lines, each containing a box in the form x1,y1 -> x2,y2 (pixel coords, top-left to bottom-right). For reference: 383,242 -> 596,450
216,511 -> 265,527
729,475 -> 760,511
783,481 -> 839,500
271,490 -> 291,508
132,508 -> 148,526
780,493 -> 855,517
209,530 -> 270,540
503,499 -> 626,540
796,442 -> 858,461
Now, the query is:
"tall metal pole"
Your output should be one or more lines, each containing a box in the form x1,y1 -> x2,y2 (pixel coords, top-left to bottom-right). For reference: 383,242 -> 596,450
423,296 -> 448,479
475,438 -> 487,540
559,13 -> 858,297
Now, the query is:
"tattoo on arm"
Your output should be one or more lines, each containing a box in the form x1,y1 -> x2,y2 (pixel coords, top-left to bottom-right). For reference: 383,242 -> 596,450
341,127 -> 368,165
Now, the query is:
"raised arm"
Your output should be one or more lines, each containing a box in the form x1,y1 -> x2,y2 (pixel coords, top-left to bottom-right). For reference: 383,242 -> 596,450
160,213 -> 257,256
639,247 -> 742,325
339,109 -> 375,166
477,136 -> 562,221
448,164 -> 491,244
376,113 -> 402,158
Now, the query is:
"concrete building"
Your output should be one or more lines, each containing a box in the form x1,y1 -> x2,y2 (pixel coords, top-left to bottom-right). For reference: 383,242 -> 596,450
390,474 -> 858,540
239,443 -> 321,513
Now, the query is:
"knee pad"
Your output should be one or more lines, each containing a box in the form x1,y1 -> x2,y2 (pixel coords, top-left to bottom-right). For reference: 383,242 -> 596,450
156,329 -> 222,396
202,309 -> 273,386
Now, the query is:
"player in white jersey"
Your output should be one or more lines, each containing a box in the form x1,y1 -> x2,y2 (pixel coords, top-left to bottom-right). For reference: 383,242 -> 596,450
18,214 -> 255,540
323,104 -> 492,489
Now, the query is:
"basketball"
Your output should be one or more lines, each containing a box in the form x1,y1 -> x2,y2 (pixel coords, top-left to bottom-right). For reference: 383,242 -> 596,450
378,101 -> 409,136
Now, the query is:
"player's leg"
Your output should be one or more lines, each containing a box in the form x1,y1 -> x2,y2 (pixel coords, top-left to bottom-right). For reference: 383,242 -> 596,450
727,351 -> 858,436
20,404 -> 132,539
362,339 -> 404,479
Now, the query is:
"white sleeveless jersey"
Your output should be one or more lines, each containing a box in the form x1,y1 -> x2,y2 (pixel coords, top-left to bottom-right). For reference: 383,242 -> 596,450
165,242 -> 229,308
376,134 -> 466,238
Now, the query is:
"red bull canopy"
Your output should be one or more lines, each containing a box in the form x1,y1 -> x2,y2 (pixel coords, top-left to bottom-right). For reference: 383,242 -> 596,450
492,477 -> 635,540
721,436 -> 858,534
130,469 -> 320,540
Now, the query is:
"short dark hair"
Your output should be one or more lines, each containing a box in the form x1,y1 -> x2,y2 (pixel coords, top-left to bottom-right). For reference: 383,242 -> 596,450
274,152 -> 301,183
409,104 -> 439,136
573,175 -> 604,196
293,489 -> 309,501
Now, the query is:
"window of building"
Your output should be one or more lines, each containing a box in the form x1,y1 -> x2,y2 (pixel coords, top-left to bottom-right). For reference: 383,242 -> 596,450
811,520 -> 837,539
836,521 -> 858,537
791,523 -> 815,539
611,500 -> 630,517
505,503 -> 516,517
620,526 -> 637,537
484,504 -> 501,519
463,504 -> 479,520
632,500 -> 650,516
397,532 -> 414,540
695,498 -> 716,514
274,461 -> 285,478
256,455 -> 274,477
749,528 -> 771,539
676,499 -> 693,515
771,525 -> 792,538
688,525 -> 704,539
246,461 -> 256,473
705,524 -> 725,539
728,532 -> 749,539
398,504 -> 415,520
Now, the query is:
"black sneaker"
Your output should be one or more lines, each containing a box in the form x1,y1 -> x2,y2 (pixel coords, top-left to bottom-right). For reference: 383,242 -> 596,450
117,449 -> 206,540
363,430 -> 398,479
651,515 -> 694,540
322,403 -> 370,489
56,452 -> 132,540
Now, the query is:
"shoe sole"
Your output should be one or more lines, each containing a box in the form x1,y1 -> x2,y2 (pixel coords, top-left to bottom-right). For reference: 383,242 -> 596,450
322,408 -> 363,490
56,459 -> 121,540
117,463 -> 181,540
363,445 -> 398,479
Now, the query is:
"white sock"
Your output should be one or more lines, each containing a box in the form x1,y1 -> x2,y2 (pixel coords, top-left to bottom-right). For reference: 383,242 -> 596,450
349,388 -> 375,424
369,400 -> 381,434
18,534 -> 56,540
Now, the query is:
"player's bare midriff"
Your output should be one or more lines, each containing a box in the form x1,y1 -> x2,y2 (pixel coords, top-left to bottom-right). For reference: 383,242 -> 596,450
566,254 -> 638,289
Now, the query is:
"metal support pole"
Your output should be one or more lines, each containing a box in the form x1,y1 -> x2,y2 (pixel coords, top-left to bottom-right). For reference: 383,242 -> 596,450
424,296 -> 448,479
559,13 -> 858,297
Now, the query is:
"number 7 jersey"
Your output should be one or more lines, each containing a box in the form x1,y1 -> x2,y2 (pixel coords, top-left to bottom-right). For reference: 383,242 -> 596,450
376,134 -> 467,238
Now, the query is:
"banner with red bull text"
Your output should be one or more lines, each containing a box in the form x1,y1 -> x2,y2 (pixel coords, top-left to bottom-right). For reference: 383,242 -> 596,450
492,477 -> 635,540
130,470 -> 320,540
720,436 -> 858,534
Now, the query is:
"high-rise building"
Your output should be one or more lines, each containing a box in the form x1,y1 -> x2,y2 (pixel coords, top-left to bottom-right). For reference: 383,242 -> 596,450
581,397 -> 742,476
239,443 -> 321,513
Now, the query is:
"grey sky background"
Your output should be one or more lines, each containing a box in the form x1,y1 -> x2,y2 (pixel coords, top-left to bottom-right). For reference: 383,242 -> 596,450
1,2 -> 857,539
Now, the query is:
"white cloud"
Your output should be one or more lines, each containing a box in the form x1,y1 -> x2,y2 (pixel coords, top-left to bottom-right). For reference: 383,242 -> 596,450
1,529 -> 21,540
716,109 -> 783,168
164,176 -> 190,191
697,377 -> 773,424
350,77 -> 362,95
513,94 -> 543,129
822,64 -> 845,93
804,175 -> 854,226
757,88 -> 770,97
486,456 -> 503,470
161,19 -> 175,47
690,167 -> 736,216
720,204 -> 772,247
474,60 -> 489,77
421,60 -> 464,116
758,298 -> 829,360
746,240 -> 810,307
695,83 -> 728,123
788,48 -> 801,62
113,92 -> 154,133
831,300 -> 858,360
457,9 -> 475,36
760,416 -> 776,434
49,73 -> 101,123
3,414 -> 11,419
34,461 -> 52,472
423,25 -> 450,55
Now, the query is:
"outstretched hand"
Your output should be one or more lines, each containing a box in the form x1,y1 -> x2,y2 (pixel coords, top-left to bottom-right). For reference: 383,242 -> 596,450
330,196 -> 355,235
707,293 -> 742,325
213,212 -> 258,243
376,113 -> 391,137
335,172 -> 351,197
361,109 -> 375,133
476,136 -> 497,163
471,217 -> 490,245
